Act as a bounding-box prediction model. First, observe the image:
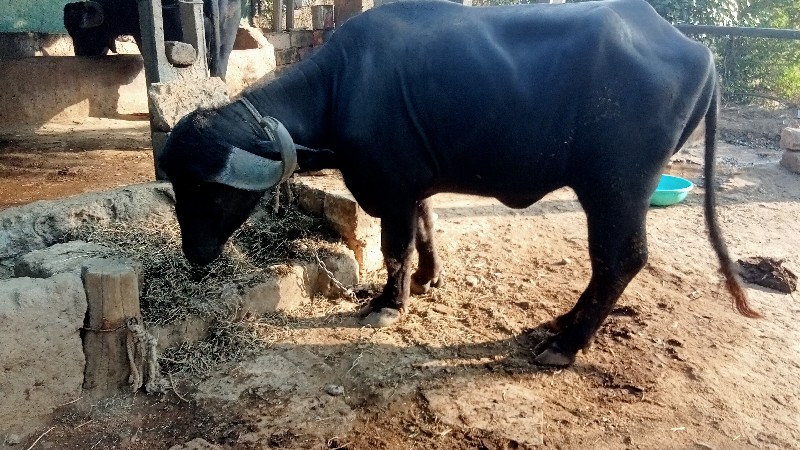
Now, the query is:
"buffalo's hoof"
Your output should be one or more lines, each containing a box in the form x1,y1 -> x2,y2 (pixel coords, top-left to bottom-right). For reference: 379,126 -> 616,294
533,339 -> 577,367
359,307 -> 402,327
410,272 -> 444,295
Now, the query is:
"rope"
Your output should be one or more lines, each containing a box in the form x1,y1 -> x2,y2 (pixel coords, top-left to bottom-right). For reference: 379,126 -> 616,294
125,318 -> 168,394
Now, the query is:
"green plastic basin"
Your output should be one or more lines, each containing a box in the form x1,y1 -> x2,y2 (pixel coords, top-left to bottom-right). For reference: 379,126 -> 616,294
650,174 -> 694,206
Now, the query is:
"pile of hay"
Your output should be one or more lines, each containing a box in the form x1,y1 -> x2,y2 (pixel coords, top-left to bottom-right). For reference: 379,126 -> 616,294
67,193 -> 345,375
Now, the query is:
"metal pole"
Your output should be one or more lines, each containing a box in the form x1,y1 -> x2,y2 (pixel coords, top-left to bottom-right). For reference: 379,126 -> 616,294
675,24 -> 800,40
286,0 -> 295,30
272,0 -> 283,32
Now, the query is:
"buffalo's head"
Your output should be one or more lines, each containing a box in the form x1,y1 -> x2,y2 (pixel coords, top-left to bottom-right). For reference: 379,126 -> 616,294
158,108 -> 298,266
64,1 -> 116,55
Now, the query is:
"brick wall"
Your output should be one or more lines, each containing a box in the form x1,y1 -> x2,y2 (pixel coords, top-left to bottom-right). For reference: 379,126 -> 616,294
264,28 -> 334,73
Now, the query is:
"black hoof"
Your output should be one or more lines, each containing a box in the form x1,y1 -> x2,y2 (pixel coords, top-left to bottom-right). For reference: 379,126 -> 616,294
410,272 -> 444,295
533,337 -> 577,367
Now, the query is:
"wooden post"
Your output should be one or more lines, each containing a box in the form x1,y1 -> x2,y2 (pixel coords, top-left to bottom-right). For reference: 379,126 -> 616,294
81,260 -> 142,398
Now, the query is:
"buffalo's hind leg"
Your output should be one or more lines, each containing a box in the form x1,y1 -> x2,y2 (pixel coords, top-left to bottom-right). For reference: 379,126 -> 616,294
359,201 -> 418,327
534,197 -> 649,367
411,199 -> 443,295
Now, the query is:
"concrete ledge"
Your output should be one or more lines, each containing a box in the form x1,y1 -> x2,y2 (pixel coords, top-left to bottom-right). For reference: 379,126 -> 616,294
0,47 -> 275,126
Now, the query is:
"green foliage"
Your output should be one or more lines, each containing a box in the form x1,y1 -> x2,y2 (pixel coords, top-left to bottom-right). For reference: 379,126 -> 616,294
654,0 -> 800,103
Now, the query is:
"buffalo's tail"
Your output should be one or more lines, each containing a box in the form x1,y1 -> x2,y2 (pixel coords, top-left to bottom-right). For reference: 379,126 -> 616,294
703,80 -> 761,318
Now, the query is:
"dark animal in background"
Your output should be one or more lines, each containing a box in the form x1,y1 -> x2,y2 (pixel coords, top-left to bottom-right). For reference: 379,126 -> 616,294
158,0 -> 760,367
63,0 -> 241,79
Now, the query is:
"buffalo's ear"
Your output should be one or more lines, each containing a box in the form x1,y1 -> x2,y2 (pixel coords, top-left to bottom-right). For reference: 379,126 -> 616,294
80,1 -> 105,28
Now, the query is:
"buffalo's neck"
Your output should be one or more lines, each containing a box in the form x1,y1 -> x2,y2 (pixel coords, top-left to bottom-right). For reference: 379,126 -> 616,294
244,51 -> 336,149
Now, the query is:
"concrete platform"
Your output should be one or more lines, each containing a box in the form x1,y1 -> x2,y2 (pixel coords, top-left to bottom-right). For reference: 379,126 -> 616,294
0,47 -> 275,126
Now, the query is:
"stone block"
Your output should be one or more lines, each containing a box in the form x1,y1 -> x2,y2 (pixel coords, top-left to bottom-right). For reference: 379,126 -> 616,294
312,30 -> 326,46
164,41 -> 197,67
152,316 -> 213,352
148,77 -> 230,132
780,127 -> 800,151
324,191 -> 373,242
236,265 -> 309,315
275,48 -> 300,66
313,249 -> 360,298
0,55 -> 147,125
335,0 -> 373,26
0,273 -> 87,431
780,149 -> 800,173
298,46 -> 317,61
290,30 -> 314,48
293,181 -> 325,215
265,32 -> 292,50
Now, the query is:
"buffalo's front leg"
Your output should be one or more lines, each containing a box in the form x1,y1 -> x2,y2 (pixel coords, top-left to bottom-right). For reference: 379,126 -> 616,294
411,199 -> 443,295
359,202 -> 417,327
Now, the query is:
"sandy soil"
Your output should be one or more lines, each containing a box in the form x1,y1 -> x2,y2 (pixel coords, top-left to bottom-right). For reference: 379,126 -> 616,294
1,105 -> 799,449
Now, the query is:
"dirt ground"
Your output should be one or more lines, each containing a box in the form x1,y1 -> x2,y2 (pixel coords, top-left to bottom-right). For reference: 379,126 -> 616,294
1,105 -> 799,449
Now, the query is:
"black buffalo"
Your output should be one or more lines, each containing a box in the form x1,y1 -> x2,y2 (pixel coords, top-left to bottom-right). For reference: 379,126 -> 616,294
158,0 -> 760,367
63,0 -> 241,79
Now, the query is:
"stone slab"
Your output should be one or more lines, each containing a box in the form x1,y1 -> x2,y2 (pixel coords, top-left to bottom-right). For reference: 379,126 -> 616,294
265,32 -> 292,50
0,46 -> 274,126
290,30 -> 314,48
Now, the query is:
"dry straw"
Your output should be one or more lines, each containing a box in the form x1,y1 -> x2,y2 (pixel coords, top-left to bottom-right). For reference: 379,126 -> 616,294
67,194 -> 344,376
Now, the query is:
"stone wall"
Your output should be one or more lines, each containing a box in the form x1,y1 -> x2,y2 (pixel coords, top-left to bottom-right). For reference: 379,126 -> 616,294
263,28 -> 334,74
